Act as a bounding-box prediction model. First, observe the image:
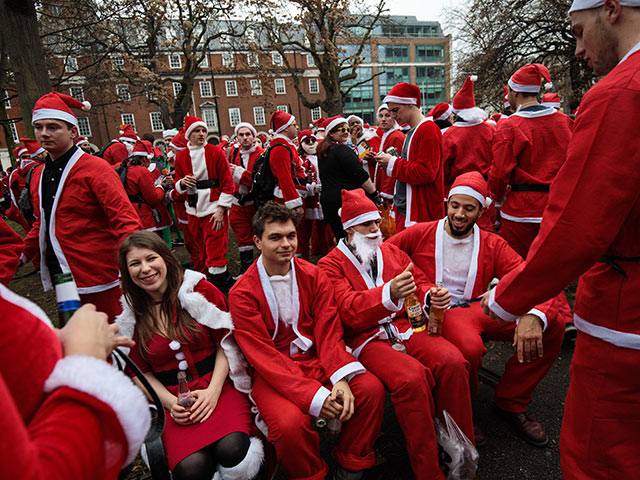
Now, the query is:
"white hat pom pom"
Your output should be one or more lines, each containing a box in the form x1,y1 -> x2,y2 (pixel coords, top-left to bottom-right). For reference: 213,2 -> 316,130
485,197 -> 493,208
82,101 -> 92,111
470,75 -> 478,82
544,82 -> 554,91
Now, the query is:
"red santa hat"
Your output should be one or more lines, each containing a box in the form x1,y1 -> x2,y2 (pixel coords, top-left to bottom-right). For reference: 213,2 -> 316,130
257,132 -> 269,145
297,129 -> 315,144
234,122 -> 257,137
569,0 -> 640,13
508,64 -> 552,93
31,91 -> 91,128
184,115 -> 208,139
541,92 -> 562,108
453,76 -> 478,111
448,171 -> 491,208
383,82 -> 421,108
169,128 -> 187,151
427,102 -> 453,122
19,137 -> 45,157
74,136 -> 89,146
340,188 -> 381,230
503,85 -> 510,108
119,124 -> 138,143
131,140 -> 154,158
310,117 -> 326,131
269,111 -> 295,135
323,115 -> 347,134
15,145 -> 28,158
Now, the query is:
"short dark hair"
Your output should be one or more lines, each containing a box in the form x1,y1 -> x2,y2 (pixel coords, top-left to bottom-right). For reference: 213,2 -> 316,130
140,133 -> 155,142
252,201 -> 300,238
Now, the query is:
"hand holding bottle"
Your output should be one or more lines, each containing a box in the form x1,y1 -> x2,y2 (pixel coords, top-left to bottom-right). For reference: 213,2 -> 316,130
390,263 -> 416,300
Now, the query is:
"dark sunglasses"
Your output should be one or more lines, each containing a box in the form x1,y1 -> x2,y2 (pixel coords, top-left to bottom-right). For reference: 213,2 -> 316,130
335,126 -> 350,133
303,137 -> 317,145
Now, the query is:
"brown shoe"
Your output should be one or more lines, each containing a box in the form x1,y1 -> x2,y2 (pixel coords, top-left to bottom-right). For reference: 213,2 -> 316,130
494,406 -> 548,447
474,422 -> 487,447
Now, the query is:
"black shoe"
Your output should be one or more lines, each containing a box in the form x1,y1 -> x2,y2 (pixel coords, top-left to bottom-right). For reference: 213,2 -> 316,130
564,322 -> 578,344
239,249 -> 254,274
208,270 -> 236,296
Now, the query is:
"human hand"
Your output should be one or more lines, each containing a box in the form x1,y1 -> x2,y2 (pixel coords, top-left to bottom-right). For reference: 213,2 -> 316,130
229,163 -> 236,173
210,207 -> 225,231
170,400 -> 193,426
481,290 -> 502,321
333,380 -> 355,421
57,304 -> 134,360
188,388 -> 220,424
513,314 -> 544,363
389,263 -> 416,300
429,286 -> 450,310
375,153 -> 391,167
180,175 -> 197,189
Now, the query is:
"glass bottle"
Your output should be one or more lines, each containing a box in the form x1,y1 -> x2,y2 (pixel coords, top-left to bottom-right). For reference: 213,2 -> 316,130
54,272 -> 82,327
427,282 -> 445,337
177,371 -> 194,408
327,390 -> 344,437
405,293 -> 426,332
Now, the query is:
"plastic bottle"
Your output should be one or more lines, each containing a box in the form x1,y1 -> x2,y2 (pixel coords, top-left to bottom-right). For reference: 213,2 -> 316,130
54,272 -> 82,327
405,293 -> 426,332
177,371 -> 194,408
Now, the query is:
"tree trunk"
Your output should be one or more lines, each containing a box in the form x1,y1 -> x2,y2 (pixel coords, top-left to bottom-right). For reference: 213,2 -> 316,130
0,35 -> 15,166
0,0 -> 52,137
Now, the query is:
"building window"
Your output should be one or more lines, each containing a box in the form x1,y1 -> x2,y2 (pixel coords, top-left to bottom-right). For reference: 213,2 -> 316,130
149,112 -> 164,132
306,54 -> 315,67
203,109 -> 217,129
222,52 -> 234,67
253,106 -> 265,126
116,84 -> 131,102
199,56 -> 209,68
9,120 -> 18,142
121,113 -> 136,128
274,78 -> 286,95
228,107 -> 241,127
311,107 -> 322,122
173,82 -> 183,97
377,44 -> 410,62
200,81 -> 212,97
276,105 -> 288,113
247,52 -> 259,67
70,86 -> 84,102
225,80 -> 238,97
112,56 -> 124,70
4,90 -> 11,109
308,78 -> 319,94
65,57 -> 78,73
415,45 -> 444,62
272,52 -> 283,66
250,79 -> 262,95
77,117 -> 92,137
168,54 -> 182,69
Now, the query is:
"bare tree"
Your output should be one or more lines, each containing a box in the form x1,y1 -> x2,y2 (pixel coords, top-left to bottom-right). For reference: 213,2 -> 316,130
446,0 -> 594,112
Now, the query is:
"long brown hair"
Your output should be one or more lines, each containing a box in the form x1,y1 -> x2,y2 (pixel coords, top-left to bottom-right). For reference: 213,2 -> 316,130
118,231 -> 201,354
316,124 -> 344,161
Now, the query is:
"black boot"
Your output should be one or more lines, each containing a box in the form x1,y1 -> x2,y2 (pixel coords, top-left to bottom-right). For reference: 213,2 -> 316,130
208,270 -> 236,296
239,249 -> 254,274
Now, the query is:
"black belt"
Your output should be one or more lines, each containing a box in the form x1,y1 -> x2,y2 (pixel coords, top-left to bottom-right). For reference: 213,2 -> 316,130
598,255 -> 640,278
510,184 -> 550,192
196,179 -> 220,189
153,353 -> 215,386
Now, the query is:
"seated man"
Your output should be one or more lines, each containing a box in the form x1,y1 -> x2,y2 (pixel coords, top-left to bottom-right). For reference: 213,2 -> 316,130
389,172 -> 564,447
318,189 -> 473,480
229,202 -> 385,480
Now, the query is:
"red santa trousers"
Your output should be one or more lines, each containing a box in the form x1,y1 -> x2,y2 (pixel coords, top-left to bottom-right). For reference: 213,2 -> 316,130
500,218 -> 574,326
296,220 -> 333,260
251,371 -> 384,480
357,334 -> 474,480
229,204 -> 255,250
79,285 -> 123,324
188,214 -> 229,269
560,333 -> 640,479
179,221 -> 205,273
442,303 -> 564,412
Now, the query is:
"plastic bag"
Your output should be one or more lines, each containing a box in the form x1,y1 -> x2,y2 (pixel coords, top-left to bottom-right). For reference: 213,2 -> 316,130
379,204 -> 396,239
435,410 -> 479,480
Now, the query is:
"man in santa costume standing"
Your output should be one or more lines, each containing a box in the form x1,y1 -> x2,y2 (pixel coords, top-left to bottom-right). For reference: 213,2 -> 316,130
102,124 -> 138,166
318,189 -> 473,480
22,92 -> 141,322
389,172 -> 564,447
229,202 -> 385,480
228,122 -> 264,273
374,82 -> 444,231
373,104 -> 403,204
483,2 -> 640,478
174,116 -> 236,293
427,102 -> 454,132
8,138 -> 45,232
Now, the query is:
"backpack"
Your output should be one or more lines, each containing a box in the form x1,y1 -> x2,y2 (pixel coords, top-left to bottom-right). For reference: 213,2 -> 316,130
17,166 -> 35,221
116,159 -> 146,207
250,143 -> 295,208
95,139 -> 118,159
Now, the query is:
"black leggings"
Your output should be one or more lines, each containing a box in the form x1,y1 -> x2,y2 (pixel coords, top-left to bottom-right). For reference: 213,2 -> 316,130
172,431 -> 250,480
321,202 -> 346,240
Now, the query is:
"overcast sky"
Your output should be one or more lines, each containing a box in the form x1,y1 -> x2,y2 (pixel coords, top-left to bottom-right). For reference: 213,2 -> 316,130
384,0 -> 467,26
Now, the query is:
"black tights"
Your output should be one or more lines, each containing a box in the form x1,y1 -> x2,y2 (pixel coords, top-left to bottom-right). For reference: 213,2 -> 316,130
172,431 -> 251,480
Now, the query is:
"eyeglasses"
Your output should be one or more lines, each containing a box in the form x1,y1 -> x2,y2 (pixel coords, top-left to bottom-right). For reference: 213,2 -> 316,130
335,126 -> 350,133
303,138 -> 317,145
291,122 -> 298,128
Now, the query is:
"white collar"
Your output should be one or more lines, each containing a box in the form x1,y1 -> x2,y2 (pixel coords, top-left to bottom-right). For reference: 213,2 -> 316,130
241,145 -> 257,155
619,40 -> 640,64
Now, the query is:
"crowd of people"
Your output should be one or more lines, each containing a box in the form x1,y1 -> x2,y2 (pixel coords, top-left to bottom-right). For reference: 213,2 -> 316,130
0,1 -> 638,479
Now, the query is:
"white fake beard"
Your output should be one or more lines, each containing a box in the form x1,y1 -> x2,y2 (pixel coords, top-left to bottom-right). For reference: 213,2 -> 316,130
350,230 -> 383,265
124,142 -> 134,154
167,150 -> 175,159
302,142 -> 317,155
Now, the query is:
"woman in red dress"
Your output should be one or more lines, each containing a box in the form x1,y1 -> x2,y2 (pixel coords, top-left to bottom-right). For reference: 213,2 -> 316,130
116,231 -> 263,480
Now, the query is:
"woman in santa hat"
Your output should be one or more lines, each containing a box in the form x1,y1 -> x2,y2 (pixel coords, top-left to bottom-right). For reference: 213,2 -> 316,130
116,231 -> 263,480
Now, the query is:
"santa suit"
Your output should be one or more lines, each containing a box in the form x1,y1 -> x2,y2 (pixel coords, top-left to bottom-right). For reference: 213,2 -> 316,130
23,149 -> 142,322
102,141 -> 130,166
7,160 -> 42,232
124,164 -> 169,231
228,144 -> 264,250
0,218 -> 23,285
229,257 -> 385,480
145,165 -> 173,231
318,240 -> 473,480
488,45 -> 640,480
389,218 -> 564,412
0,284 -> 149,480
269,134 -> 306,209
374,127 -> 403,202
174,143 -> 235,271
385,119 -> 444,230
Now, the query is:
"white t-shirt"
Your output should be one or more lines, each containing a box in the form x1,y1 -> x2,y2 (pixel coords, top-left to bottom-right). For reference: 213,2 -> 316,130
269,270 -> 295,326
442,231 -> 474,305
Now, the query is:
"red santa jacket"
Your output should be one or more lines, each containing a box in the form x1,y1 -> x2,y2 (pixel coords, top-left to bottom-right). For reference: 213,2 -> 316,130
23,149 -> 142,293
489,47 -> 640,347
442,121 -> 495,191
389,218 -> 556,329
228,144 -> 265,203
0,219 -> 23,286
488,107 -> 573,222
124,164 -> 169,231
375,127 -> 404,200
318,240 -> 434,356
174,143 -> 235,217
229,257 -> 365,417
9,159 -> 42,209
269,135 -> 305,209
102,141 -> 129,166
0,284 -> 149,479
385,119 -> 444,226
300,153 -> 323,220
